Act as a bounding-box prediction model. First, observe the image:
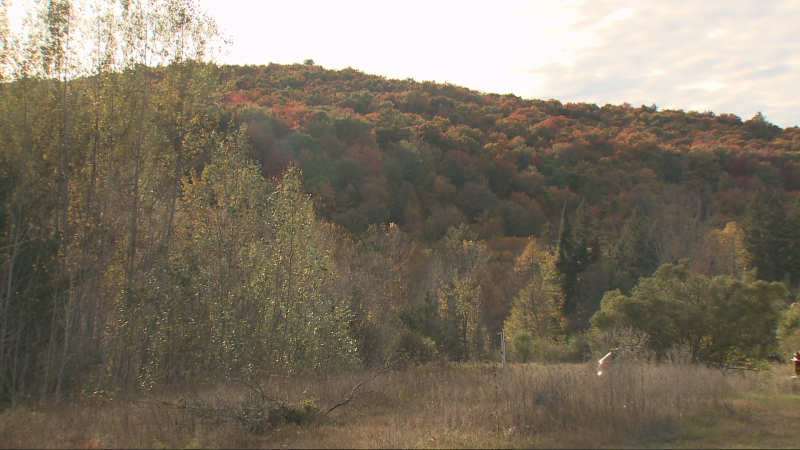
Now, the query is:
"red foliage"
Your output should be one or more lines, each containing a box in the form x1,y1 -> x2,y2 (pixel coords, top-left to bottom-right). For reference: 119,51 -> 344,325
224,91 -> 250,105
262,148 -> 295,179
273,101 -> 314,130
346,144 -> 384,176
730,156 -> 757,177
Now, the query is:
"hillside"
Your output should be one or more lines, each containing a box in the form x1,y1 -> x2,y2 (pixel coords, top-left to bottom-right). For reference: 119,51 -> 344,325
219,62 -> 800,243
1,0 -> 800,411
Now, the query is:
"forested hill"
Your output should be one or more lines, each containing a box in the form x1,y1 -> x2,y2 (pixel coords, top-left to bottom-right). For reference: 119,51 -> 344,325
2,0 -> 800,403
218,62 -> 800,243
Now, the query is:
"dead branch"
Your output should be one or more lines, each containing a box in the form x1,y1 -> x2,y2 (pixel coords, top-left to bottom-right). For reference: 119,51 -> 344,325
324,356 -> 405,416
232,377 -> 278,404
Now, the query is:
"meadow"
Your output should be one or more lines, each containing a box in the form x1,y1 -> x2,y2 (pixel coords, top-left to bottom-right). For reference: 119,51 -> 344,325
2,359 -> 799,449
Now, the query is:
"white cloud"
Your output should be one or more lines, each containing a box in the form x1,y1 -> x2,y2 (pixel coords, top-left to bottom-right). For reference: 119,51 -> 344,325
604,8 -> 634,22
7,0 -> 797,127
521,0 -> 800,127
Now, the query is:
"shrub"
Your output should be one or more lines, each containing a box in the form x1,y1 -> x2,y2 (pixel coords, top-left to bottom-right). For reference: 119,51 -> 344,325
591,260 -> 787,366
512,332 -> 534,362
386,328 -> 439,366
778,302 -> 800,360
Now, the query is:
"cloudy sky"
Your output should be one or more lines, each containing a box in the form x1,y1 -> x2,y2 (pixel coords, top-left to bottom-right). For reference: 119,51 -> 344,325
9,0 -> 800,127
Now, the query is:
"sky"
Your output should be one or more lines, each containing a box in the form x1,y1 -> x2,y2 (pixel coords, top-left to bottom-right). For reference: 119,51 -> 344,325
8,0 -> 800,128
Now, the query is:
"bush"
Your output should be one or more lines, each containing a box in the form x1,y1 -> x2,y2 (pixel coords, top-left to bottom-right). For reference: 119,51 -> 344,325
386,328 -> 439,366
508,331 -> 590,363
512,332 -> 534,362
591,260 -> 787,366
267,400 -> 320,427
778,303 -> 800,361
227,399 -> 321,434
528,336 -> 589,363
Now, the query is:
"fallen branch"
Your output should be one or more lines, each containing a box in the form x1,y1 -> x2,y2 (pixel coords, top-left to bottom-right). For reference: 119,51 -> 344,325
232,377 -> 278,404
324,355 -> 405,416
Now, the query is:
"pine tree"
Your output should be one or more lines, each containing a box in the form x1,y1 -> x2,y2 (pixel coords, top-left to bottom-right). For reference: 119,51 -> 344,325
765,193 -> 788,283
743,192 -> 769,279
743,192 -> 788,283
555,202 -> 578,320
573,198 -> 596,273
613,205 -> 657,293
787,199 -> 800,287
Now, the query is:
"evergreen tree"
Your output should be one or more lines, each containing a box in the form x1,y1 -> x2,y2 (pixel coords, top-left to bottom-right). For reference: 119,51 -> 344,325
613,205 -> 657,294
573,198 -> 596,273
555,202 -> 578,321
743,192 -> 770,279
765,193 -> 788,282
787,199 -> 800,287
571,198 -> 607,328
743,192 -> 788,283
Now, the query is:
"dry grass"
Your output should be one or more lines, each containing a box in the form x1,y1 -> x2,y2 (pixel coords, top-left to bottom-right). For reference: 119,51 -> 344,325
1,361 -> 799,448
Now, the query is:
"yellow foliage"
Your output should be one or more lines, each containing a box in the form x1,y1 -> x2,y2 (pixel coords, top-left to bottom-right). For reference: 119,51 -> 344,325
706,221 -> 748,277
504,239 -> 562,342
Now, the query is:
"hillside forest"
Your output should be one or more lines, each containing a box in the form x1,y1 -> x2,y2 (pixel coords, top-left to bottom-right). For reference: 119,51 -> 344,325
1,0 -> 800,407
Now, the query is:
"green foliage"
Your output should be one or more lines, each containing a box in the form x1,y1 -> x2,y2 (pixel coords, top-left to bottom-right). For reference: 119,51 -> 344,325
417,225 -> 491,361
778,303 -> 800,360
511,332 -> 533,363
555,202 -> 578,322
573,198 -> 598,270
787,199 -> 800,286
743,192 -> 785,282
743,193 -> 800,287
263,168 -> 358,374
612,206 -> 658,294
373,105 -> 411,146
1,0 -> 799,402
386,329 -> 439,366
399,291 -> 439,340
591,260 -> 788,366
266,400 -> 320,428
195,396 -> 320,435
510,332 -> 589,363
143,134 -> 357,384
744,112 -> 781,141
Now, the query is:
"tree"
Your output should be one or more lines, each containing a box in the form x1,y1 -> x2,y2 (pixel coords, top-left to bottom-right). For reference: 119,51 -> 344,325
504,239 -> 561,342
591,260 -> 787,365
572,198 -> 596,273
778,303 -> 800,360
785,199 -> 800,287
373,104 -> 410,147
265,167 -> 357,373
156,130 -> 266,382
744,112 -> 781,141
612,205 -> 658,294
705,221 -> 747,278
346,223 -> 415,365
742,192 -> 789,283
422,224 -> 489,361
555,202 -> 578,325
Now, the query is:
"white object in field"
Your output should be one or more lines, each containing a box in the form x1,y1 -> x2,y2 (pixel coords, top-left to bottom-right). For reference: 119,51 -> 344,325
597,351 -> 614,377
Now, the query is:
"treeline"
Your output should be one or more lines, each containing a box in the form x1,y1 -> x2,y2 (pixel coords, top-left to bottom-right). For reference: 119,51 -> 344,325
0,0 -> 360,405
219,58 -> 800,352
1,0 -> 799,408
222,61 -> 800,245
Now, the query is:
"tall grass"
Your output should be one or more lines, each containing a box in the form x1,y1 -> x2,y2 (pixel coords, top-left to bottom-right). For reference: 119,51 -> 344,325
0,361 -> 796,448
498,362 -> 726,439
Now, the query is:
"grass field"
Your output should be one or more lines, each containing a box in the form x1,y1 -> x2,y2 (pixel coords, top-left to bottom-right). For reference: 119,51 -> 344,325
1,361 -> 799,448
